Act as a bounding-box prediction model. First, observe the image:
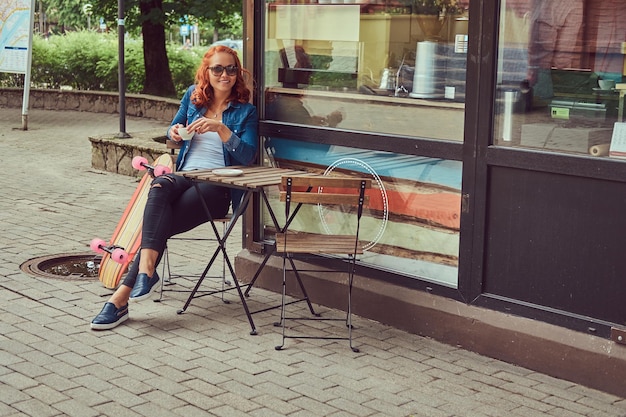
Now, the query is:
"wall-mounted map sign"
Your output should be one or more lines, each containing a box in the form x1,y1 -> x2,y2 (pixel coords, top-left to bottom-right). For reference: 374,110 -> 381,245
0,0 -> 32,74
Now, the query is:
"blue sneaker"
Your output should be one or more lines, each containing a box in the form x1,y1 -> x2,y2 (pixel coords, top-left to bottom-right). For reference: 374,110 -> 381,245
129,272 -> 161,302
91,302 -> 129,330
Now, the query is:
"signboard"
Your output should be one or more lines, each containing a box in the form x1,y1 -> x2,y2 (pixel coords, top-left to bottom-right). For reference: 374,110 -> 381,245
0,0 -> 32,74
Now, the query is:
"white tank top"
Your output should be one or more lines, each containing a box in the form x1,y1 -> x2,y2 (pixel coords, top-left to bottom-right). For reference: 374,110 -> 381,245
179,131 -> 225,172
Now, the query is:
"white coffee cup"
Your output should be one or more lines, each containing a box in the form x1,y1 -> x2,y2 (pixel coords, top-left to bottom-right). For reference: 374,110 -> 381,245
178,126 -> 194,140
598,79 -> 616,90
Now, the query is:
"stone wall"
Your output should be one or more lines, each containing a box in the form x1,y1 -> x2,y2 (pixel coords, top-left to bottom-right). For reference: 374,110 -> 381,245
0,87 -> 179,121
1,88 -> 178,177
89,130 -> 176,178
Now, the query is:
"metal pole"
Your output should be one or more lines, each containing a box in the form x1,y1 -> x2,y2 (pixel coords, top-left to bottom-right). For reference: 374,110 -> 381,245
116,0 -> 130,138
21,0 -> 36,130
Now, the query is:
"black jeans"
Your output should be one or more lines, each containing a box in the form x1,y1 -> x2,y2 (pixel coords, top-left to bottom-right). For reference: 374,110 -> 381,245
121,173 -> 230,288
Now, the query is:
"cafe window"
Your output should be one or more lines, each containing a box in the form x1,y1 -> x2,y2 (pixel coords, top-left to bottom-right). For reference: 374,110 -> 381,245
262,139 -> 462,287
494,0 -> 626,157
261,1 -> 468,288
263,0 -> 470,141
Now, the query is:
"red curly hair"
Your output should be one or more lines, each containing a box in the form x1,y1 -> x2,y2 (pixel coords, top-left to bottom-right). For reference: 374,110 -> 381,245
191,45 -> 251,108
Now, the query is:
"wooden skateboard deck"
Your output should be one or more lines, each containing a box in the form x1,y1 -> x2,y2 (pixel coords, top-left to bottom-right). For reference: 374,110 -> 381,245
98,154 -> 174,289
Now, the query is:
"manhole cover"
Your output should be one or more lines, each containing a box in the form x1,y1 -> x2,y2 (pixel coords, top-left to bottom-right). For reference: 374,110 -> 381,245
20,253 -> 101,281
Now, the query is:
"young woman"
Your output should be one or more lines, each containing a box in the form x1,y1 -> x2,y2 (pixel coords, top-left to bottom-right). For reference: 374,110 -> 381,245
91,45 -> 258,330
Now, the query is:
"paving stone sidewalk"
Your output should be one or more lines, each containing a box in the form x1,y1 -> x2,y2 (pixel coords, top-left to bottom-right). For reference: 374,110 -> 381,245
1,108 -> 625,417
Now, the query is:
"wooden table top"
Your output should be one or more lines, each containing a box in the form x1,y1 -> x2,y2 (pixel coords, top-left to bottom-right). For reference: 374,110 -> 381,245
182,166 -> 319,190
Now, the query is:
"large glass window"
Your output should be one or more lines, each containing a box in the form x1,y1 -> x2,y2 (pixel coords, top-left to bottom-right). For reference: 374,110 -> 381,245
262,140 -> 462,287
262,0 -> 468,287
495,0 -> 626,157
264,0 -> 470,141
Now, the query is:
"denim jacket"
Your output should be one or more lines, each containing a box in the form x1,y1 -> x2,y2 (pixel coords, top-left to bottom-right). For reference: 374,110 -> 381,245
166,85 -> 259,211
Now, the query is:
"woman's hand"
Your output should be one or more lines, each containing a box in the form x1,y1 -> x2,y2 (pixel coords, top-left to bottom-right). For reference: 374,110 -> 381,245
187,117 -> 220,133
187,117 -> 231,142
170,123 -> 185,142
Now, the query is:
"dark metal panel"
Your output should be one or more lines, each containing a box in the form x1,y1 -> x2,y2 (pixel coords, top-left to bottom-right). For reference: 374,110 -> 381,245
486,146 -> 626,183
484,165 -> 626,326
260,121 -> 463,160
457,0 -> 500,302
249,0 -> 264,110
250,0 -> 267,246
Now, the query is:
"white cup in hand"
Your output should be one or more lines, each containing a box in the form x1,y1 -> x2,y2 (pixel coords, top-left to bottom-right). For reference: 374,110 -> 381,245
178,126 -> 194,140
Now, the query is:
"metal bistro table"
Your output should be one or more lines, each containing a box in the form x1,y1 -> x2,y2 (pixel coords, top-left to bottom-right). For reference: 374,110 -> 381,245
178,165 -> 312,335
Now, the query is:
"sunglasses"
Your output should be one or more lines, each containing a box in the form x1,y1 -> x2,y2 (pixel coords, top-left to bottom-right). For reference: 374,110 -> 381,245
209,65 -> 238,76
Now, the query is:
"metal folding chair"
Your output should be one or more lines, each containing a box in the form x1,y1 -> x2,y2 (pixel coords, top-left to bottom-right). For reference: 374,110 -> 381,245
158,217 -> 232,303
274,175 -> 371,352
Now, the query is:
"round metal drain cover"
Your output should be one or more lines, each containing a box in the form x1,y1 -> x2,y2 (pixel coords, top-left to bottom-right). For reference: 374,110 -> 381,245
20,253 -> 101,281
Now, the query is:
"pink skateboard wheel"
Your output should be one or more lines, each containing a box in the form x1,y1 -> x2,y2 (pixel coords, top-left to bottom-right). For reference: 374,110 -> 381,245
111,248 -> 129,264
153,165 -> 172,176
132,156 -> 148,171
90,238 -> 106,254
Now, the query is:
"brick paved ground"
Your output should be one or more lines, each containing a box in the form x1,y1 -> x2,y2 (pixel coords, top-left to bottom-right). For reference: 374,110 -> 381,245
1,107 -> 625,417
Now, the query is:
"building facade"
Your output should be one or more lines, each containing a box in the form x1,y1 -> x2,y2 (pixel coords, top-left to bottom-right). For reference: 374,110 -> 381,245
237,0 -> 626,396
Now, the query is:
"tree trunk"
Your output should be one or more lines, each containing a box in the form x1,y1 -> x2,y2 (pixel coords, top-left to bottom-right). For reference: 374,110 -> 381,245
140,0 -> 176,97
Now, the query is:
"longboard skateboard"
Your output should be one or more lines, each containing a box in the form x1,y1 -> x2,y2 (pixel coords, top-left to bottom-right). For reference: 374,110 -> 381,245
92,154 -> 174,289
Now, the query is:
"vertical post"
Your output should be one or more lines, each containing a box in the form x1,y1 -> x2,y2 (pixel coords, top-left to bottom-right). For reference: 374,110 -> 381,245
116,0 -> 130,138
497,0 -> 506,85
38,0 -> 42,33
21,0 -> 36,130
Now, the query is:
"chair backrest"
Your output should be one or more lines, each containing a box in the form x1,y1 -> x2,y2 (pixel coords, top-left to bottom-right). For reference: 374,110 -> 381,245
277,175 -> 371,255
280,176 -> 371,208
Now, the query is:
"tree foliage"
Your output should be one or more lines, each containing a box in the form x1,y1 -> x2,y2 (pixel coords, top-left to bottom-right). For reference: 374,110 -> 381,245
0,31 -> 205,98
40,0 -> 89,31
37,0 -> 243,97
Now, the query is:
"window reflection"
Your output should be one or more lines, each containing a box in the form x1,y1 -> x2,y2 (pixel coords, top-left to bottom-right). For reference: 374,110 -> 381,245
263,138 -> 462,287
496,0 -> 626,157
266,45 -> 345,127
262,0 -> 467,286
264,0 -> 470,140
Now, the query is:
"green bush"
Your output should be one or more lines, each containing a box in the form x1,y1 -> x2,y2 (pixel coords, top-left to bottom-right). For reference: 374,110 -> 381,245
56,31 -> 117,89
31,35 -> 63,88
121,38 -> 147,94
0,31 -> 202,97
168,45 -> 203,97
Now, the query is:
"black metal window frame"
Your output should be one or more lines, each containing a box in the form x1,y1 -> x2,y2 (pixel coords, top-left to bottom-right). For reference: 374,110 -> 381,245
252,0 -> 626,336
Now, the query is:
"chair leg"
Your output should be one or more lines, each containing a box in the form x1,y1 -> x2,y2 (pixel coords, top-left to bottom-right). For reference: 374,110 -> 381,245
287,256 -> 319,317
275,254 -> 289,350
155,245 -> 170,303
157,226 -> 234,306
219,221 -> 231,303
347,262 -> 359,353
275,255 -> 360,353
